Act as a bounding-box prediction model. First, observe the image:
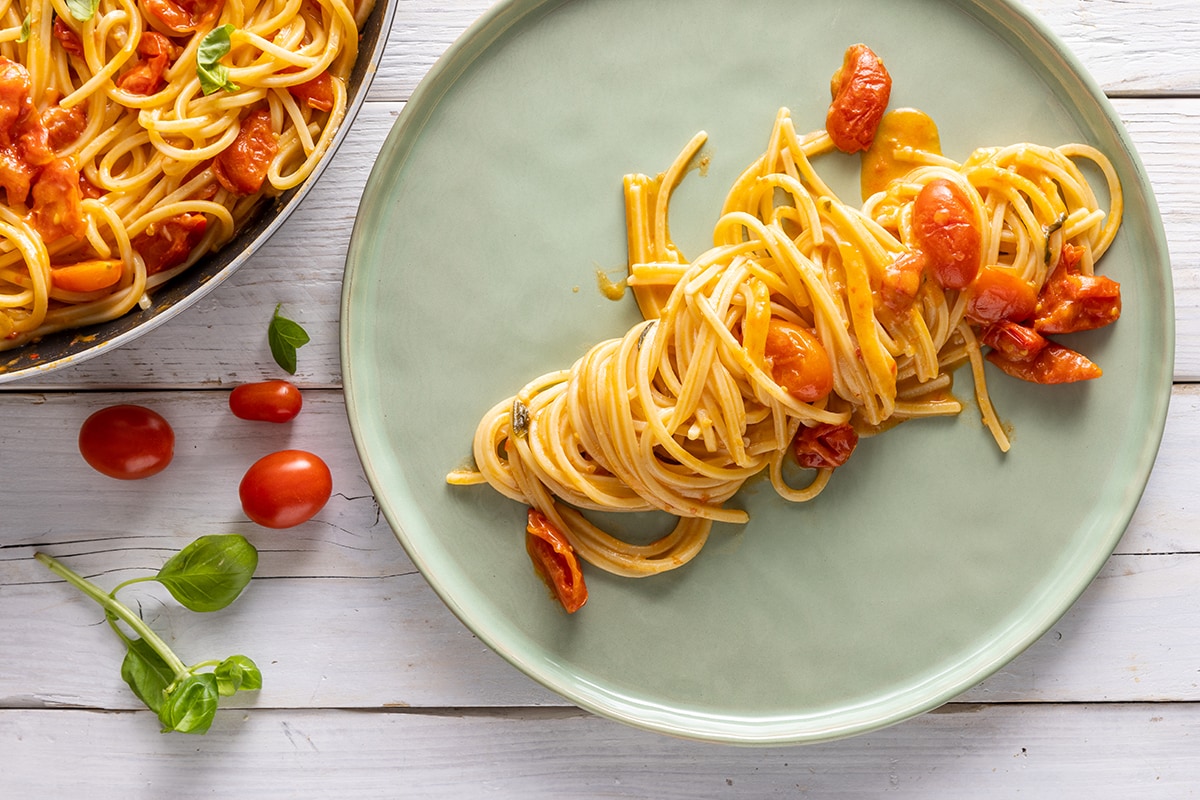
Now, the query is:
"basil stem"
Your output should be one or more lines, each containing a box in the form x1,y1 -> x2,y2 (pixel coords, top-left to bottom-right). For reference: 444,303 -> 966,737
34,552 -> 189,679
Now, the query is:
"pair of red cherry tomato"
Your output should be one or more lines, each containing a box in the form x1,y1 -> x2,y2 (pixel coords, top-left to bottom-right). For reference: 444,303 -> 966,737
78,380 -> 331,529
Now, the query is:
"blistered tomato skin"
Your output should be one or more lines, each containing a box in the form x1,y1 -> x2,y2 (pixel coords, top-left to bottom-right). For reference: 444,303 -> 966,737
826,44 -> 892,154
912,179 -> 982,290
239,449 -> 332,529
229,380 -> 303,423
78,404 -> 175,479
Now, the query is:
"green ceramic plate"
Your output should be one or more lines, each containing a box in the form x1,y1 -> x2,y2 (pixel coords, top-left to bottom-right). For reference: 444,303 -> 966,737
341,0 -> 1173,743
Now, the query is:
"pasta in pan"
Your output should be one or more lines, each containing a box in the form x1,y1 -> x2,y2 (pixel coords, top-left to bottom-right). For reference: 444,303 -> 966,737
0,0 -> 374,350
448,45 -> 1123,611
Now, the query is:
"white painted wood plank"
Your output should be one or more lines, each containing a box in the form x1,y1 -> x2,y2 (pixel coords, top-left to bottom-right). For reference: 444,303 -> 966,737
8,546 -> 1200,711
2,704 -> 1198,798
1020,0 -> 1200,95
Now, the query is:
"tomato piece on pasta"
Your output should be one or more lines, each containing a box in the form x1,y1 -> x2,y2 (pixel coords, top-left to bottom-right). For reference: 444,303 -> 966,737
133,212 -> 208,274
794,423 -> 858,469
1033,243 -> 1122,334
214,109 -> 278,196
525,509 -> 587,614
29,158 -> 87,241
763,318 -> 834,403
985,340 -> 1102,384
288,72 -> 336,112
115,33 -> 181,96
912,179 -> 981,290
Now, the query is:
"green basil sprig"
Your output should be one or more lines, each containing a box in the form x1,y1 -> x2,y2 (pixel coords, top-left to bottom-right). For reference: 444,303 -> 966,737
17,14 -> 29,43
268,303 -> 310,375
36,534 -> 261,735
66,0 -> 101,21
197,24 -> 240,95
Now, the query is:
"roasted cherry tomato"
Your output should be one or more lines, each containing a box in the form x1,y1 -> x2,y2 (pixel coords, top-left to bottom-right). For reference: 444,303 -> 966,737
525,508 -> 587,614
794,422 -> 858,469
826,44 -> 892,154
912,178 -> 981,290
239,449 -> 332,528
986,340 -> 1101,384
79,404 -> 175,479
966,265 -> 1038,324
51,258 -> 123,293
131,212 -> 207,275
214,109 -> 278,196
1033,243 -> 1122,334
229,379 -> 302,422
981,320 -> 1047,363
763,318 -> 834,403
880,249 -> 926,312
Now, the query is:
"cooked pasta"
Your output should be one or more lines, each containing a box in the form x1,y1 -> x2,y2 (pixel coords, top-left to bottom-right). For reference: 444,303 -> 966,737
449,49 -> 1123,600
0,0 -> 374,350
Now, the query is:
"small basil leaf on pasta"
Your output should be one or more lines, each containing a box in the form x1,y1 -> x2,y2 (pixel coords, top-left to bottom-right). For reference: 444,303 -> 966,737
197,24 -> 240,95
268,304 -> 310,375
17,15 -> 28,43
66,0 -> 100,21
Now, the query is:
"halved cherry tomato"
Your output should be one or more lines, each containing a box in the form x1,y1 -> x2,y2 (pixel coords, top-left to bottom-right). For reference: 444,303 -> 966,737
986,340 -> 1101,384
132,212 -> 207,275
229,380 -> 302,422
52,17 -> 85,58
1033,242 -> 1122,334
966,265 -> 1038,324
880,249 -> 926,312
213,109 -> 278,196
794,422 -> 858,469
143,0 -> 223,34
763,318 -> 834,403
79,404 -> 175,480
115,32 -> 180,96
29,157 -> 86,241
981,320 -> 1047,363
525,508 -> 587,614
826,44 -> 892,154
51,259 -> 123,293
287,71 -> 335,112
239,449 -> 332,528
912,178 -> 981,290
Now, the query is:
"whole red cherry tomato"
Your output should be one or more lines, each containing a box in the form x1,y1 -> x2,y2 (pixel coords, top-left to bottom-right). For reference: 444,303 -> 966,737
912,178 -> 981,290
229,380 -> 303,422
78,404 -> 175,479
239,449 -> 332,529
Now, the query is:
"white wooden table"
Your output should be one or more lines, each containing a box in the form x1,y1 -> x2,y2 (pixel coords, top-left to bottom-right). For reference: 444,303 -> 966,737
2,1 -> 1197,796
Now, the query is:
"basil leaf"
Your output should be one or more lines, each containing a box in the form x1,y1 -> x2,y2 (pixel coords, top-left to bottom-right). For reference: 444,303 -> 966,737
159,673 -> 220,734
17,15 -> 28,43
155,534 -> 258,613
120,638 -> 176,715
268,304 -> 310,375
214,654 -> 263,697
65,0 -> 100,21
197,24 -> 239,95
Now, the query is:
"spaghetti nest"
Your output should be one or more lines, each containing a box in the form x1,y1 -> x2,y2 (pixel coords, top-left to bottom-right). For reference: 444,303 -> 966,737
450,106 -> 1122,579
0,0 -> 373,350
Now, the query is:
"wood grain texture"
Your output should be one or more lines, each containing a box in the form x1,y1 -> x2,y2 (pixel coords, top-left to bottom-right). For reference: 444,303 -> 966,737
2,704 -> 1199,798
